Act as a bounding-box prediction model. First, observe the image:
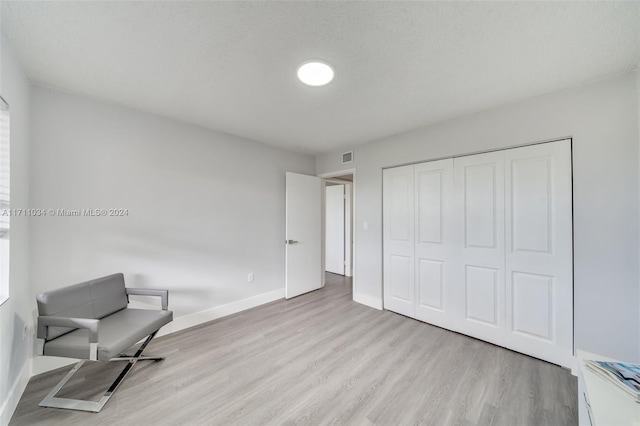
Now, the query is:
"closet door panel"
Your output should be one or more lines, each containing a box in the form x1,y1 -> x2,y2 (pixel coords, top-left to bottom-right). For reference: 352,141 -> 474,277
454,151 -> 506,346
505,139 -> 573,367
417,259 -> 443,309
383,165 -> 415,317
465,265 -> 499,326
414,159 -> 455,327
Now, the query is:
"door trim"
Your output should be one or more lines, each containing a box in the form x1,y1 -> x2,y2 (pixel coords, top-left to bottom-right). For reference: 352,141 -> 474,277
381,136 -> 573,170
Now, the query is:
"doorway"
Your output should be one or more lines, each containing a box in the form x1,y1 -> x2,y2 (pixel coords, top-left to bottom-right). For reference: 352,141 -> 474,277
284,170 -> 355,300
320,170 -> 355,290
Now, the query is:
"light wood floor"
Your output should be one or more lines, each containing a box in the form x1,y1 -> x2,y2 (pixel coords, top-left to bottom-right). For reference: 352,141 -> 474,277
11,273 -> 577,425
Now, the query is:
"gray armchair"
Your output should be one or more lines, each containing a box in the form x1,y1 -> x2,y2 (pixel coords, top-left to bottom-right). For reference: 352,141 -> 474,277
36,273 -> 173,412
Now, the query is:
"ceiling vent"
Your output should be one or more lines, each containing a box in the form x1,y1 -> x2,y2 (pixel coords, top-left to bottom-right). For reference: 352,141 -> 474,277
341,151 -> 353,164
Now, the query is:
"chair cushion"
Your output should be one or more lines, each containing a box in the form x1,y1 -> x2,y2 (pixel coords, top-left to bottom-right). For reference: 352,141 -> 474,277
37,273 -> 129,340
43,308 -> 173,361
90,274 -> 129,319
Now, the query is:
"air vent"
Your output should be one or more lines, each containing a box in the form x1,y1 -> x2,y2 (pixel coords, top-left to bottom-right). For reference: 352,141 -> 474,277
342,151 -> 353,164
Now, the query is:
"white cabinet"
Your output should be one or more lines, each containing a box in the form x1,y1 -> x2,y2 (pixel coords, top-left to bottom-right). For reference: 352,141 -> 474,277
383,139 -> 573,367
578,350 -> 640,425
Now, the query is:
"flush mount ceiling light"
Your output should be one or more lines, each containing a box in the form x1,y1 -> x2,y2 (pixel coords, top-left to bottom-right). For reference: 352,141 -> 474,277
297,61 -> 334,87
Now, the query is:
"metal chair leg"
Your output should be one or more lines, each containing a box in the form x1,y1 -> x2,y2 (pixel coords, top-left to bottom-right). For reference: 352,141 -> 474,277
39,331 -> 161,413
110,355 -> 164,361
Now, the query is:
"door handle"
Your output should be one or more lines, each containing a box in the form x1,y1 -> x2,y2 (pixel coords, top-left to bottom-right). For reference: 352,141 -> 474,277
286,240 -> 299,245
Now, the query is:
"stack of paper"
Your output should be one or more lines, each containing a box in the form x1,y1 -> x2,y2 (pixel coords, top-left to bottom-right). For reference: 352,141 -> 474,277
585,360 -> 640,402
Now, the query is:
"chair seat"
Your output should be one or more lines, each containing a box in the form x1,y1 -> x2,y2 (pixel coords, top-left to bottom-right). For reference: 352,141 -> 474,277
44,308 -> 173,361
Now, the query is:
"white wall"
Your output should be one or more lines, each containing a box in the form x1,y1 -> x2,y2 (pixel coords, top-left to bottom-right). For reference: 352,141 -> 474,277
0,37 -> 32,424
30,86 -> 315,370
317,72 -> 640,363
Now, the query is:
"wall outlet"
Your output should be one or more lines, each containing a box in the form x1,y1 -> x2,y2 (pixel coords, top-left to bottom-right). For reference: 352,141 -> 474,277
22,323 -> 27,341
248,273 -> 254,282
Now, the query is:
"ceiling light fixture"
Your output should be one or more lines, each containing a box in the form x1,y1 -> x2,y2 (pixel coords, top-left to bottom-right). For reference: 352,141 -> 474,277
297,61 -> 334,87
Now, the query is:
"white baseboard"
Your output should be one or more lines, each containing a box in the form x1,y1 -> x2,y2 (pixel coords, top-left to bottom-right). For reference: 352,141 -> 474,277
30,288 -> 286,378
0,361 -> 31,425
31,356 -> 77,377
158,288 -> 285,336
353,292 -> 383,310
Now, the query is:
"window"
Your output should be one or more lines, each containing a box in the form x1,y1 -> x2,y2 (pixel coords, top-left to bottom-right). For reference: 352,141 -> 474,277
0,96 -> 9,305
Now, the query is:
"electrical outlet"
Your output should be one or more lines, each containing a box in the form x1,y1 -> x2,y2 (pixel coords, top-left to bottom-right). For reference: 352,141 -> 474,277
22,323 -> 27,341
248,273 -> 254,282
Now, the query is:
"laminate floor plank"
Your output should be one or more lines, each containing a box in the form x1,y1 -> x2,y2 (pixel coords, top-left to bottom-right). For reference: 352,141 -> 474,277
10,273 -> 577,425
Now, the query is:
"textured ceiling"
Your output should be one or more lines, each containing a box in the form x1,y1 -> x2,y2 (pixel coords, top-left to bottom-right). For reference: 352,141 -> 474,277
1,1 -> 639,154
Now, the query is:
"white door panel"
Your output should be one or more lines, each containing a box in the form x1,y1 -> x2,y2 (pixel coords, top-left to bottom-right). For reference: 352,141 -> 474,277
417,259 -> 444,309
464,265 -> 499,326
454,151 -> 506,347
383,165 -> 415,317
505,140 -> 573,366
511,272 -> 554,340
414,159 -> 455,328
390,255 -> 413,301
285,172 -> 323,299
325,184 -> 345,275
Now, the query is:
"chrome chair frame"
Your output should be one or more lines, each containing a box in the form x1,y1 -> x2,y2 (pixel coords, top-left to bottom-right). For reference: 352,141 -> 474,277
39,331 -> 162,413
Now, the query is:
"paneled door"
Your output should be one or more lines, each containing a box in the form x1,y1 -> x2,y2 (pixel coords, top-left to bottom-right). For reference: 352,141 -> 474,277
453,151 -> 506,347
414,159 -> 456,329
383,165 -> 415,317
504,140 -> 573,367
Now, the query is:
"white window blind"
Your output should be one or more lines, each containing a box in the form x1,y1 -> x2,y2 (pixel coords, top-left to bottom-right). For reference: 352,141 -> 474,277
0,97 -> 9,239
0,96 -> 9,305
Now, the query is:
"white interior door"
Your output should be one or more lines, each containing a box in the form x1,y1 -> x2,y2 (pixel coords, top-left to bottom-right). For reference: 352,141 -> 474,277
383,165 -> 415,317
414,159 -> 456,329
285,172 -> 323,299
325,184 -> 345,275
504,140 -> 573,366
454,151 -> 506,347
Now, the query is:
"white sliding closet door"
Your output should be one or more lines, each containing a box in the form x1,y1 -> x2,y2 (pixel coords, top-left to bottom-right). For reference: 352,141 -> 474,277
382,140 -> 573,368
504,140 -> 573,367
383,165 -> 415,317
414,159 -> 456,328
454,151 -> 506,347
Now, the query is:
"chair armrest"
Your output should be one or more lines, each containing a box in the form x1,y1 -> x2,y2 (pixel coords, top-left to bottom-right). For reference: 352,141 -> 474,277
126,288 -> 169,310
37,316 -> 100,360
37,316 -> 100,342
